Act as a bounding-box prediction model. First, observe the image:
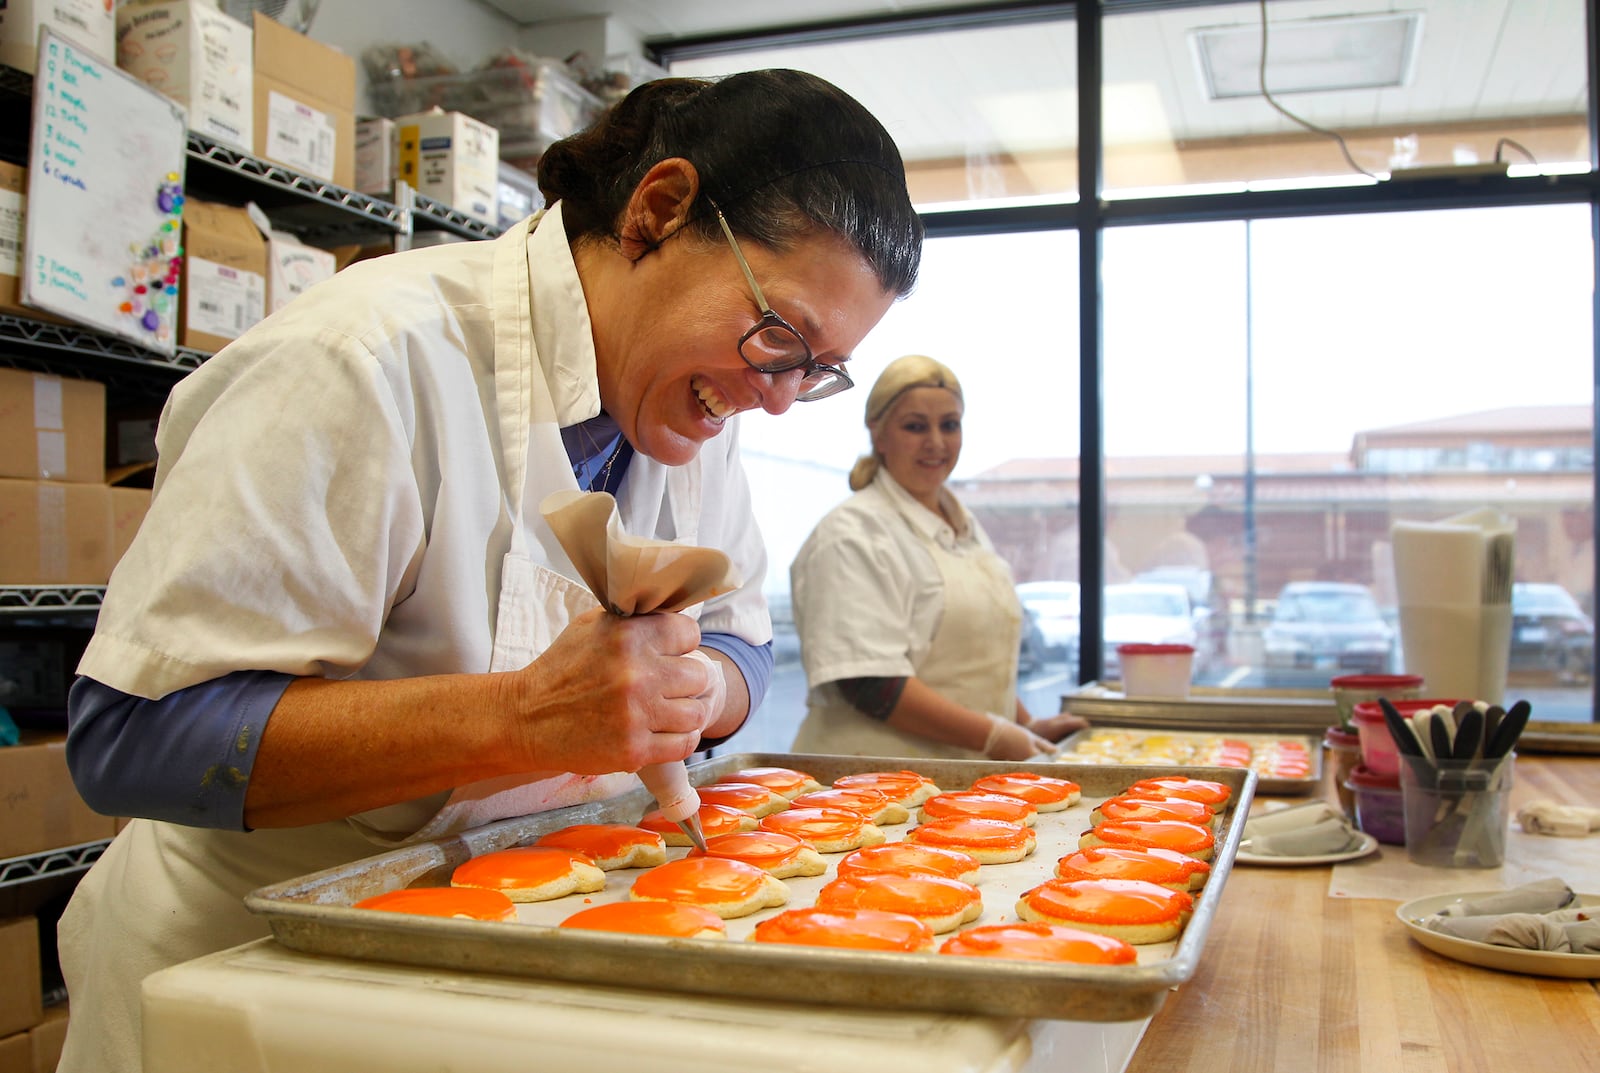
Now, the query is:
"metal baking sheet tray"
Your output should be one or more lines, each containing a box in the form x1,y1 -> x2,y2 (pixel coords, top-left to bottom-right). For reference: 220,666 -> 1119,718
246,752 -> 1256,1023
1065,682 -> 1339,735
1054,727 -> 1321,796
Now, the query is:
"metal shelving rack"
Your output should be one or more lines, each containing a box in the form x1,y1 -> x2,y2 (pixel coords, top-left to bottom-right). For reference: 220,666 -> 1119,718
0,841 -> 110,893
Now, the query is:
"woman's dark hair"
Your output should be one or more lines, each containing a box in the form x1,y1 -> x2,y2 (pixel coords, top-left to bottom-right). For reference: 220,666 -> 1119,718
537,69 -> 922,296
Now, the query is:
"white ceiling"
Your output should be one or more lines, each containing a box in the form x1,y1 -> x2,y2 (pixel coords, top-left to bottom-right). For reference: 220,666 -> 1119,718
473,0 -> 1019,40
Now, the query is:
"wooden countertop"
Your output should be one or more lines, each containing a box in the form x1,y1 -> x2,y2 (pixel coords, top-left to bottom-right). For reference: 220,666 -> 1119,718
1127,754 -> 1600,1073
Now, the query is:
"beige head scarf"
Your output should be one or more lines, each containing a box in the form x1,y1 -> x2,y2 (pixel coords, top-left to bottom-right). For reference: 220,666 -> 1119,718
848,354 -> 965,491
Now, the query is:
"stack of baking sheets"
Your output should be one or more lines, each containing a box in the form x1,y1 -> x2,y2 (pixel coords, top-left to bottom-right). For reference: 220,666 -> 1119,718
1064,682 -> 1340,735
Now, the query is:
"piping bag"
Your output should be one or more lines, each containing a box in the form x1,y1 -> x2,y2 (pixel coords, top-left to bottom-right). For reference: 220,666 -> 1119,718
539,490 -> 740,853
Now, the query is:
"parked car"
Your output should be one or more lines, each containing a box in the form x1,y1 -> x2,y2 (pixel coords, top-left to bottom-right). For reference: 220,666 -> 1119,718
1133,566 -> 1225,670
1079,582 -> 1199,679
1262,581 -> 1394,676
1510,582 -> 1594,683
1015,581 -> 1080,658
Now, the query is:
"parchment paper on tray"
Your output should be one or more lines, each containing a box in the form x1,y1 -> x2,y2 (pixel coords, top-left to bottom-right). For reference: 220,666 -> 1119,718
540,490 -> 738,614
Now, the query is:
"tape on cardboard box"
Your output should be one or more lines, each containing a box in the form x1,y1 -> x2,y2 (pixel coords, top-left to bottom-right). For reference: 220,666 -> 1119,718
0,368 -> 106,484
0,479 -> 113,585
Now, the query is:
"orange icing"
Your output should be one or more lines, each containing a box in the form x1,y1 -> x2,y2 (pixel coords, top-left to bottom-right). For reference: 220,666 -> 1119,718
837,843 -> 981,881
630,857 -> 771,904
559,900 -> 726,937
969,772 -> 1080,805
688,830 -> 805,870
1021,878 -> 1193,925
833,770 -> 936,803
1095,795 -> 1216,826
450,846 -> 595,891
354,886 -> 516,922
1086,819 -> 1214,855
534,824 -> 663,860
1055,845 -> 1211,887
921,791 -> 1037,825
758,807 -> 867,845
638,802 -> 752,838
1124,777 -> 1232,806
906,816 -> 1033,852
790,787 -> 893,816
752,907 -> 934,952
717,767 -> 818,796
694,782 -> 783,812
940,922 -> 1137,964
816,872 -> 981,921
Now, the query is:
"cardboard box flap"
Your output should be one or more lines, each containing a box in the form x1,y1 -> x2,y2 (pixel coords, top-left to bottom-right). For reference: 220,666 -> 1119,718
252,11 -> 355,110
108,462 -> 156,488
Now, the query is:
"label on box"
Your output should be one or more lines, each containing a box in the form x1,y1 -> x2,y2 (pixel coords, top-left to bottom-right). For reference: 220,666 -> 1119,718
36,483 -> 67,578
265,90 -> 335,180
0,187 -> 21,275
185,256 -> 265,339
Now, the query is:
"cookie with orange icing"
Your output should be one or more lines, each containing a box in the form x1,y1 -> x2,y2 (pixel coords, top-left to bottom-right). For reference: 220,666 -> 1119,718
1123,776 -> 1232,807
752,906 -> 936,953
836,842 -> 981,885
1089,794 -> 1218,830
789,787 -> 910,826
903,816 -> 1036,864
628,857 -> 790,919
450,846 -> 605,903
559,900 -> 728,939
832,770 -> 942,807
1079,819 -> 1215,861
638,802 -> 757,846
687,830 -> 828,878
1054,845 -> 1211,892
715,767 -> 823,800
534,824 -> 668,870
1016,877 -> 1194,944
354,886 -> 517,922
968,772 -> 1081,811
692,781 -> 790,817
940,922 -> 1137,964
919,791 -> 1038,828
815,872 -> 983,934
757,807 -> 886,853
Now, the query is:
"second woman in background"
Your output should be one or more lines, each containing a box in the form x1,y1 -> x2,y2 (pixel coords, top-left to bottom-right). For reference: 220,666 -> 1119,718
789,354 -> 1087,760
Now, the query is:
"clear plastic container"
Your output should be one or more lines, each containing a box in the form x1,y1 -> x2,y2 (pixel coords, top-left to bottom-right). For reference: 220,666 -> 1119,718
1399,755 -> 1514,867
1329,673 -> 1424,730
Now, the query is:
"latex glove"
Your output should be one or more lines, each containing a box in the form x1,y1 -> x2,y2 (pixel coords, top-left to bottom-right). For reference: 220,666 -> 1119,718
683,648 -> 726,734
982,712 -> 1056,761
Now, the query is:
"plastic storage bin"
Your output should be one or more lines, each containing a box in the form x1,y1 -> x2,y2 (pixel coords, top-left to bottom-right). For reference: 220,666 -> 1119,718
1350,696 -> 1462,778
1344,762 -> 1405,844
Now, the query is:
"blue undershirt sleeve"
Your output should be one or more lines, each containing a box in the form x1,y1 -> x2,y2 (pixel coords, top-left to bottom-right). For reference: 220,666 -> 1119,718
65,670 -> 293,831
698,632 -> 773,748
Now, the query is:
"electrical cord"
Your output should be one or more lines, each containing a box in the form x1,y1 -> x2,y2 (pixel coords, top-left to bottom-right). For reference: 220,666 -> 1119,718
1494,137 -> 1537,165
1257,0 -> 1380,180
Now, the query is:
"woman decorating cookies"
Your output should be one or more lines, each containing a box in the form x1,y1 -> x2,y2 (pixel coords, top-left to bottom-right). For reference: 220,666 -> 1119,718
790,355 -> 1087,761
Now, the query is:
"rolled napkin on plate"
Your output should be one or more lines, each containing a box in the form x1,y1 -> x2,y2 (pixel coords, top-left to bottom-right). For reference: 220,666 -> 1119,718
1516,799 -> 1600,837
1435,876 -> 1576,918
1420,907 -> 1599,954
1242,802 -> 1365,857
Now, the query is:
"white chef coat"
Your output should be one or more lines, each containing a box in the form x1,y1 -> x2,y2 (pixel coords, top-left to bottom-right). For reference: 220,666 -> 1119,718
57,206 -> 770,1073
788,470 -> 1022,758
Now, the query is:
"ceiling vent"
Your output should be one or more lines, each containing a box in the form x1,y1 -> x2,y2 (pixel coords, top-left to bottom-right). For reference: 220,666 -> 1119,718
1192,11 -> 1423,100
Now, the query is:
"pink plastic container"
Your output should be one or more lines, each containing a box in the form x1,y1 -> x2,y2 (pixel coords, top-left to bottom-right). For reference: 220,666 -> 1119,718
1350,697 -> 1464,778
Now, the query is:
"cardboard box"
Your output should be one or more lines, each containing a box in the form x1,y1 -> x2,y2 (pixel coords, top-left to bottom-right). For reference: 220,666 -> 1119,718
179,198 -> 266,354
108,473 -> 154,567
0,164 -> 67,326
0,368 -> 106,485
244,203 -> 336,315
116,0 -> 254,152
28,1005 -> 66,1073
251,13 -> 354,187
0,919 -> 42,1039
0,734 -> 116,861
355,116 -> 395,195
395,109 -> 499,225
0,0 -> 116,74
0,479 -> 113,585
0,1033 -> 26,1073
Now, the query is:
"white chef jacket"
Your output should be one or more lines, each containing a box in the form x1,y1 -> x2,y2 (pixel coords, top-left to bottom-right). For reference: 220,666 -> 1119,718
57,206 -> 770,1073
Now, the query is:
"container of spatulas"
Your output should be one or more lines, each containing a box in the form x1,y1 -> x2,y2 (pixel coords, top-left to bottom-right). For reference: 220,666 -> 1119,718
1379,698 -> 1530,867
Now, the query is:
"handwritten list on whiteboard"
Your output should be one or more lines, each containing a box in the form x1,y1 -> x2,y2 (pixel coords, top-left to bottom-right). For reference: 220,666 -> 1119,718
22,27 -> 188,356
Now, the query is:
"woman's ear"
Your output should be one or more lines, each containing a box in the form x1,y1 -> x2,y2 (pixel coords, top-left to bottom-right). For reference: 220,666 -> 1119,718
618,158 -> 699,261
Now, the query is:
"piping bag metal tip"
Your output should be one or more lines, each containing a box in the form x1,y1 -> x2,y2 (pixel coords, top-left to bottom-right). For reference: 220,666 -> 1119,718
677,813 -> 709,854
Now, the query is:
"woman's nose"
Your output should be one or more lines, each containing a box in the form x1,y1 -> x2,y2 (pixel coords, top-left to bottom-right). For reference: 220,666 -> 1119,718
755,366 -> 802,416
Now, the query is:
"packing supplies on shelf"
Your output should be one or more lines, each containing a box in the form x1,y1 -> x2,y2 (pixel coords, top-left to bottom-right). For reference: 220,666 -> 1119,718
0,368 -> 106,485
0,0 -> 115,74
394,109 -> 499,225
0,732 -> 118,859
116,0 -> 254,153
355,116 -> 396,195
178,198 -> 266,353
251,12 -> 355,187
244,202 -> 336,314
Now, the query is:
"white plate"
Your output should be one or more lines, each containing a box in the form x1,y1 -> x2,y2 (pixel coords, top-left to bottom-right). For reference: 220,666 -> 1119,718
1235,831 -> 1379,867
1396,890 -> 1600,978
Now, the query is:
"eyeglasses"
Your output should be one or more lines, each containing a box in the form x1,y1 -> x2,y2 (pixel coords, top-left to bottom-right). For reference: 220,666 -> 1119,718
711,203 -> 853,402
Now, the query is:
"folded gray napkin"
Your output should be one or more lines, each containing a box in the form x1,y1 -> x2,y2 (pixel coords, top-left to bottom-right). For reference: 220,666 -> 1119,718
1516,800 -> 1600,837
1435,877 -> 1575,918
1246,817 -> 1364,857
1422,909 -> 1600,953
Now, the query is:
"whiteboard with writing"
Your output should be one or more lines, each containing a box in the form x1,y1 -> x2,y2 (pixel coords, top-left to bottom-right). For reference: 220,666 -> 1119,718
23,27 -> 188,356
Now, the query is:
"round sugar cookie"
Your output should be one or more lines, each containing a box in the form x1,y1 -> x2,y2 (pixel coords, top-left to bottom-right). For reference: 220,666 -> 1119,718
836,843 -> 981,885
715,767 -> 823,800
450,846 -> 605,903
639,802 -> 757,845
1089,795 -> 1218,830
789,787 -> 911,826
752,907 -> 936,953
1079,819 -> 1215,861
533,824 -> 667,870
832,770 -> 942,807
904,816 -> 1036,864
693,781 -> 790,817
940,922 -> 1137,964
919,791 -> 1038,827
1015,877 -> 1193,945
560,900 -> 727,939
815,872 -> 983,934
1054,845 -> 1211,892
968,772 -> 1081,811
688,830 -> 828,878
757,807 -> 886,853
1123,776 -> 1232,807
628,856 -> 790,919
354,886 -> 516,922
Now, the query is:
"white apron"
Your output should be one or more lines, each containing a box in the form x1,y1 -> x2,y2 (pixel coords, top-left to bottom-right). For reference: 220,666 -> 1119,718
55,211 -> 644,1073
790,500 -> 1022,759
